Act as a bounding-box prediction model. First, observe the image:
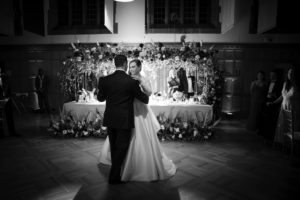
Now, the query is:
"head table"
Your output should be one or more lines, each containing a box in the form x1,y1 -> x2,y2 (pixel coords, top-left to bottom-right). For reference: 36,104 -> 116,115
62,100 -> 213,126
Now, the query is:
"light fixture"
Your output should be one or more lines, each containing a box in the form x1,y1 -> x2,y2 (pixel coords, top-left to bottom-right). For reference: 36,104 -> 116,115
114,0 -> 135,2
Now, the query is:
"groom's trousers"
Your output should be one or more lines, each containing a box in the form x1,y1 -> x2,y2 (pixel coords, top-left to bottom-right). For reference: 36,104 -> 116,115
107,128 -> 132,183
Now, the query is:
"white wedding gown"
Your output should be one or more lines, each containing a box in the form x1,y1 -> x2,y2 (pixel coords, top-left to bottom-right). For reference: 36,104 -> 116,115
99,97 -> 176,181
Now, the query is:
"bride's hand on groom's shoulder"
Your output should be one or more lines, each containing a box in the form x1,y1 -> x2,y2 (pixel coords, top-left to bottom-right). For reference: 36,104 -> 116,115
132,76 -> 141,82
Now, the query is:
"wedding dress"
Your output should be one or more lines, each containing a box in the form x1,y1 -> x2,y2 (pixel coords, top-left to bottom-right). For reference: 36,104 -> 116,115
274,82 -> 296,144
99,77 -> 176,181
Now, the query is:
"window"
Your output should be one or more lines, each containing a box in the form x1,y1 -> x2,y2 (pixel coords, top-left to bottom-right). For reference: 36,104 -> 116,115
48,0 -> 109,35
146,0 -> 220,33
153,0 -> 165,24
169,0 -> 180,24
86,0 -> 97,25
199,0 -> 211,24
183,0 -> 196,24
57,1 -> 69,26
72,0 -> 83,25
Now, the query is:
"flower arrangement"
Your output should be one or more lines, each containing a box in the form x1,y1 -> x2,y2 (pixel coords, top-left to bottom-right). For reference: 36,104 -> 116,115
48,110 -> 213,141
156,112 -> 213,141
48,110 -> 107,138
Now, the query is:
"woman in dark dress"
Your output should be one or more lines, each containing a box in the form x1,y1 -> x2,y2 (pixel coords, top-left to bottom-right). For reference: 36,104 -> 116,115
247,71 -> 268,131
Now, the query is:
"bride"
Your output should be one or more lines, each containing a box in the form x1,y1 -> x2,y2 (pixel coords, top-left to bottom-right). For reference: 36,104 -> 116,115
99,59 -> 176,181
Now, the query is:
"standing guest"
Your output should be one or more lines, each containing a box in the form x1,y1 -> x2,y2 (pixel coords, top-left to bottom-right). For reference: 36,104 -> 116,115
177,68 -> 188,96
167,69 -> 180,98
259,70 -> 283,142
0,65 -> 19,137
271,67 -> 298,145
186,69 -> 195,98
35,68 -> 50,113
247,71 -> 268,132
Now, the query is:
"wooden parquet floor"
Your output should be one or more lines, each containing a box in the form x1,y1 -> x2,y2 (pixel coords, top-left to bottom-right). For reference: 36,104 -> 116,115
1,113 -> 300,200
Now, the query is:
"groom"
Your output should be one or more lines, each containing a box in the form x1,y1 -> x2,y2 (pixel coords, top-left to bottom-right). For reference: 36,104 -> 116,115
97,54 -> 149,184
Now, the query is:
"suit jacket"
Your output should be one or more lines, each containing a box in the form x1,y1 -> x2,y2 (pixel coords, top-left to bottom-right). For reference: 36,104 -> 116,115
97,70 -> 149,129
177,68 -> 188,93
267,80 -> 283,102
35,75 -> 48,93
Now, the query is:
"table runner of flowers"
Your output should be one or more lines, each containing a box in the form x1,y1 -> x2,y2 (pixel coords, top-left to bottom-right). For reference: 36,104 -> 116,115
48,110 -> 214,141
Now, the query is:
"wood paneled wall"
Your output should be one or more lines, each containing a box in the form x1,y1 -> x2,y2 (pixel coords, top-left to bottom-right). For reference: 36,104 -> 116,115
216,44 -> 300,117
0,45 -> 71,112
0,43 -> 299,117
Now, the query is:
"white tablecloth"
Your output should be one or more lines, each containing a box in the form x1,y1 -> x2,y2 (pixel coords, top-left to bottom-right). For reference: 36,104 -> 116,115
62,101 -> 213,125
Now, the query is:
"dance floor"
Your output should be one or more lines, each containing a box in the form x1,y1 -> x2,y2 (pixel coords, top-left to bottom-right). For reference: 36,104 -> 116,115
1,113 -> 300,200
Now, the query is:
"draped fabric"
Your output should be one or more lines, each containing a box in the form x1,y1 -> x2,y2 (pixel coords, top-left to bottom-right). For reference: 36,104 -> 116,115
274,108 -> 292,144
142,66 -> 169,96
274,83 -> 299,144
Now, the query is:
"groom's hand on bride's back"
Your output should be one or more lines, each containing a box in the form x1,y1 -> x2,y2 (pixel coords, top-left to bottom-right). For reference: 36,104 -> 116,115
132,79 -> 149,104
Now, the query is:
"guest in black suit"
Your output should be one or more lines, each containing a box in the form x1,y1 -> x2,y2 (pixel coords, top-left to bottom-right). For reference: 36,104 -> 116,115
259,70 -> 283,142
186,69 -> 195,98
0,65 -> 18,137
35,68 -> 50,113
97,54 -> 149,184
177,68 -> 188,96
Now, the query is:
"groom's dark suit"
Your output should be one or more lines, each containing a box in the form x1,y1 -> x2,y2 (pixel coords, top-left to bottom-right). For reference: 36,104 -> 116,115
97,70 -> 149,183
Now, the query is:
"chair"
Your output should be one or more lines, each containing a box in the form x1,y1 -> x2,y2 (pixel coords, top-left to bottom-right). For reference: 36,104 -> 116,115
0,99 -> 9,136
284,108 -> 300,158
